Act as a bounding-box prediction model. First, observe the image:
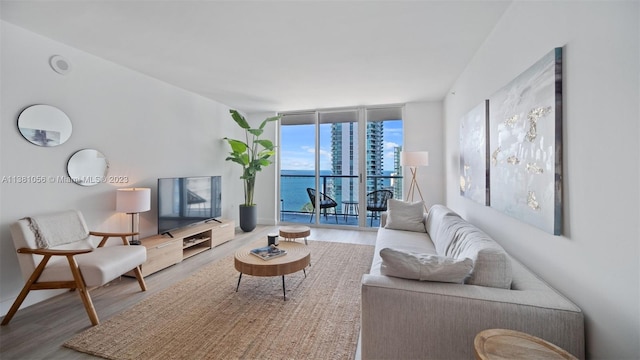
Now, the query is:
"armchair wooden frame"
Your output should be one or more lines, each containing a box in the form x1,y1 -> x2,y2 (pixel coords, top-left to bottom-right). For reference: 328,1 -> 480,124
1,231 -> 147,327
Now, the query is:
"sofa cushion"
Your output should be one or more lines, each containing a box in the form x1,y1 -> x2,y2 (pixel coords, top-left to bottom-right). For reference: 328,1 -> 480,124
380,248 -> 473,283
426,204 -> 512,289
426,204 -> 462,253
385,199 -> 426,233
370,227 -> 436,276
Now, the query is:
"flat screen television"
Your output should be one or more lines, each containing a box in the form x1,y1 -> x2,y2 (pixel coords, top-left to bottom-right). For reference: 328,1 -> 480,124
157,176 -> 222,235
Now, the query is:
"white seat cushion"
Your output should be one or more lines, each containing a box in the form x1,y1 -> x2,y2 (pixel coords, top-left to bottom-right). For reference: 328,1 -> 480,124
370,227 -> 436,276
38,245 -> 147,287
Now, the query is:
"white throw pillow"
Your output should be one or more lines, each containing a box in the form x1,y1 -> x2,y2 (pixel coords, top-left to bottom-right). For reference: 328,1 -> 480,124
379,247 -> 473,283
384,199 -> 426,232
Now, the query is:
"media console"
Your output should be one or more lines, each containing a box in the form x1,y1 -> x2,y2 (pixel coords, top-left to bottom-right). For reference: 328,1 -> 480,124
132,219 -> 235,277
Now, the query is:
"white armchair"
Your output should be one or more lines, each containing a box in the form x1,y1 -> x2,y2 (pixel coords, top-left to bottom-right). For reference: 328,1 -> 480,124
1,210 -> 147,326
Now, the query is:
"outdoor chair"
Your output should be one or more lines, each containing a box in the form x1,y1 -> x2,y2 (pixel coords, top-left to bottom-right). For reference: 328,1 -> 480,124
366,190 -> 394,226
306,188 -> 338,224
1,210 -> 147,326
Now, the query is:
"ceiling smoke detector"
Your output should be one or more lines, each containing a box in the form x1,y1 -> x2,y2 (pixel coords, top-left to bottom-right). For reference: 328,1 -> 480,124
49,55 -> 71,75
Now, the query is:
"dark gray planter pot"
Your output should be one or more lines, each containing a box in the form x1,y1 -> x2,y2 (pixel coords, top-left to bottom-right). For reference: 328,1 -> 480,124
239,205 -> 257,232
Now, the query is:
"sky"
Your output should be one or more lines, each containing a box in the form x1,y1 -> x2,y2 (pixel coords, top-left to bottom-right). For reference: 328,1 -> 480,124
280,120 -> 403,172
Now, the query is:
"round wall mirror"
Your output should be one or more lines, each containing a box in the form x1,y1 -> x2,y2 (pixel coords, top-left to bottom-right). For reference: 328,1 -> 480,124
17,104 -> 73,146
67,149 -> 110,186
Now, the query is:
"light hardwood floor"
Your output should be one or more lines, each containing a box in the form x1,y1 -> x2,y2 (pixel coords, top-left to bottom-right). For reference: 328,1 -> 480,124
0,225 -> 376,359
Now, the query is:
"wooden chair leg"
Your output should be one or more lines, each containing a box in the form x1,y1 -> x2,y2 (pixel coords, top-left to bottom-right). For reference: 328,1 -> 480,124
1,255 -> 51,326
132,266 -> 147,291
1,281 -> 35,325
66,256 -> 99,326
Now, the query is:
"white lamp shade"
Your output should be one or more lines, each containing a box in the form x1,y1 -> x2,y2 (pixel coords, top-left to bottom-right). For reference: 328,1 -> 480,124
116,188 -> 151,213
401,151 -> 429,167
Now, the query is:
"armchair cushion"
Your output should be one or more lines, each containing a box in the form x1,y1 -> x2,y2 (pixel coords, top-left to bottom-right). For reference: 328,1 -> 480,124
38,245 -> 147,287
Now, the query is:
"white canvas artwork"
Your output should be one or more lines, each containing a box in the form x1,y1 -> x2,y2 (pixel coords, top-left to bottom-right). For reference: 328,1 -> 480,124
459,100 -> 489,205
489,48 -> 563,235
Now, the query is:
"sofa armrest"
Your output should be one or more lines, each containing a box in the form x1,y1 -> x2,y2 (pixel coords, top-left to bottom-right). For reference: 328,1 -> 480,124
360,274 -> 584,360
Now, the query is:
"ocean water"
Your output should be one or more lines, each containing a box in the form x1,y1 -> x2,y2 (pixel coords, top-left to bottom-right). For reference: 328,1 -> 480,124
280,170 -> 396,212
280,170 -> 327,212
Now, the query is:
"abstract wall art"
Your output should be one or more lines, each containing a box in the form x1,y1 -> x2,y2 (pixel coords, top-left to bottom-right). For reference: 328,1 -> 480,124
460,100 -> 489,206
488,47 -> 563,235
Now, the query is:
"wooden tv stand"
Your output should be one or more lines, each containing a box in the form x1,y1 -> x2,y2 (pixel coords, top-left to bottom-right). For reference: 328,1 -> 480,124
133,219 -> 235,277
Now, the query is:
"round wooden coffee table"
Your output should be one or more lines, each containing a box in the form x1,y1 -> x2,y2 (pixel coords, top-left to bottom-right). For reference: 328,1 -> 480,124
234,241 -> 311,300
474,329 -> 577,360
279,225 -> 311,245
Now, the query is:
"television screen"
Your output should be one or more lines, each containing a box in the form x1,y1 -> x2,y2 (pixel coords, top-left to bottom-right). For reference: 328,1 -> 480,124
157,176 -> 221,234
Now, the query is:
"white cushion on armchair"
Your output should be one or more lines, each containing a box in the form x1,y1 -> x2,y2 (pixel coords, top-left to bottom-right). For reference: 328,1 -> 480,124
37,245 -> 147,287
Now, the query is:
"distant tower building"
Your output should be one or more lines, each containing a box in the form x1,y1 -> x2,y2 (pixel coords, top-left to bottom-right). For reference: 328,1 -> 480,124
331,121 -> 385,202
366,121 -> 384,193
392,146 -> 403,199
331,122 -> 358,203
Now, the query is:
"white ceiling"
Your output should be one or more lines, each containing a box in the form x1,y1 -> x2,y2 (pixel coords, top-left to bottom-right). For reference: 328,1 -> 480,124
1,1 -> 511,113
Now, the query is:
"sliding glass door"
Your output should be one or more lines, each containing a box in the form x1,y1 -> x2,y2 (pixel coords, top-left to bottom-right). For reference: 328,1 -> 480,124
279,106 -> 403,228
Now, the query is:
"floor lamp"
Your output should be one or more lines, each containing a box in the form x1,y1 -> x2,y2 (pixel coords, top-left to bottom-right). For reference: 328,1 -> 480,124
116,188 -> 151,245
401,151 -> 429,211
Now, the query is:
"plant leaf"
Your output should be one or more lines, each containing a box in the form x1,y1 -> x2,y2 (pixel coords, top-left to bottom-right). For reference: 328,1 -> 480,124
255,139 -> 274,150
225,138 -> 248,153
258,115 -> 281,129
248,128 -> 263,137
229,110 -> 250,129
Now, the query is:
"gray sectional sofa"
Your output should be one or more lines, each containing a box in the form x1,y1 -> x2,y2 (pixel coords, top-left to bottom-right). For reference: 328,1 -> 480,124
360,203 -> 585,359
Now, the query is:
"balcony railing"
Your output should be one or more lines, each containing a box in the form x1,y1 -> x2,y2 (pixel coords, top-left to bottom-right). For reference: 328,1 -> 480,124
279,173 -> 403,226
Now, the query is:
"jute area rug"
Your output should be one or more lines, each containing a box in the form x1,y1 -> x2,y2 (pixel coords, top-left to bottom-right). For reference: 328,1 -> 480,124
64,240 -> 374,360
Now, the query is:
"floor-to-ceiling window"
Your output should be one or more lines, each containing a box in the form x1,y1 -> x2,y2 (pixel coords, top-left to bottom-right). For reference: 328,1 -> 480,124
279,106 -> 403,228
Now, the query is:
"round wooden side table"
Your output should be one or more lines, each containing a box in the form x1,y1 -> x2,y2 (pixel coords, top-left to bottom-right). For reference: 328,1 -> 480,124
474,329 -> 577,360
279,225 -> 311,245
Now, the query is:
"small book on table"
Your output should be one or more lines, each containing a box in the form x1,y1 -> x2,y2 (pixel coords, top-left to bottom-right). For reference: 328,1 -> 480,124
250,245 -> 287,261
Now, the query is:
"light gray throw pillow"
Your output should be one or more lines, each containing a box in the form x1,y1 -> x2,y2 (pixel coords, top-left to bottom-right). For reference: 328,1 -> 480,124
380,247 -> 473,283
384,199 -> 426,232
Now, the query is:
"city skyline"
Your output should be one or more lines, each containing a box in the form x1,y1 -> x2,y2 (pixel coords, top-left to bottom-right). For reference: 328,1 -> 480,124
280,120 -> 403,172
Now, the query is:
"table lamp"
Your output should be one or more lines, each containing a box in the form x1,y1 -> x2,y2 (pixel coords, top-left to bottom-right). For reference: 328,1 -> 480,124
116,187 -> 151,245
401,151 -> 429,210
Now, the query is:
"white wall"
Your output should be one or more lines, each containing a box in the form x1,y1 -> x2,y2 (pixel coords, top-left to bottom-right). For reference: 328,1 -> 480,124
444,2 -> 639,359
404,102 -> 444,208
249,111 -> 279,226
0,22 -> 244,313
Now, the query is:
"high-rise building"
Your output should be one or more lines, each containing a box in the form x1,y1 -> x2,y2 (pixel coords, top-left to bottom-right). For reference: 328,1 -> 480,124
366,121 -> 385,193
392,146 -> 403,200
330,121 -> 385,203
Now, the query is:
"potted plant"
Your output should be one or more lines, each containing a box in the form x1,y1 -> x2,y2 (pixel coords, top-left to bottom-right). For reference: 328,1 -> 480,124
224,109 -> 281,232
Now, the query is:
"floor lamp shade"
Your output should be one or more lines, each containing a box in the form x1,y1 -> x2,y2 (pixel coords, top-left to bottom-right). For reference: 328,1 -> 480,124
400,151 -> 429,167
116,188 -> 150,245
400,151 -> 429,210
